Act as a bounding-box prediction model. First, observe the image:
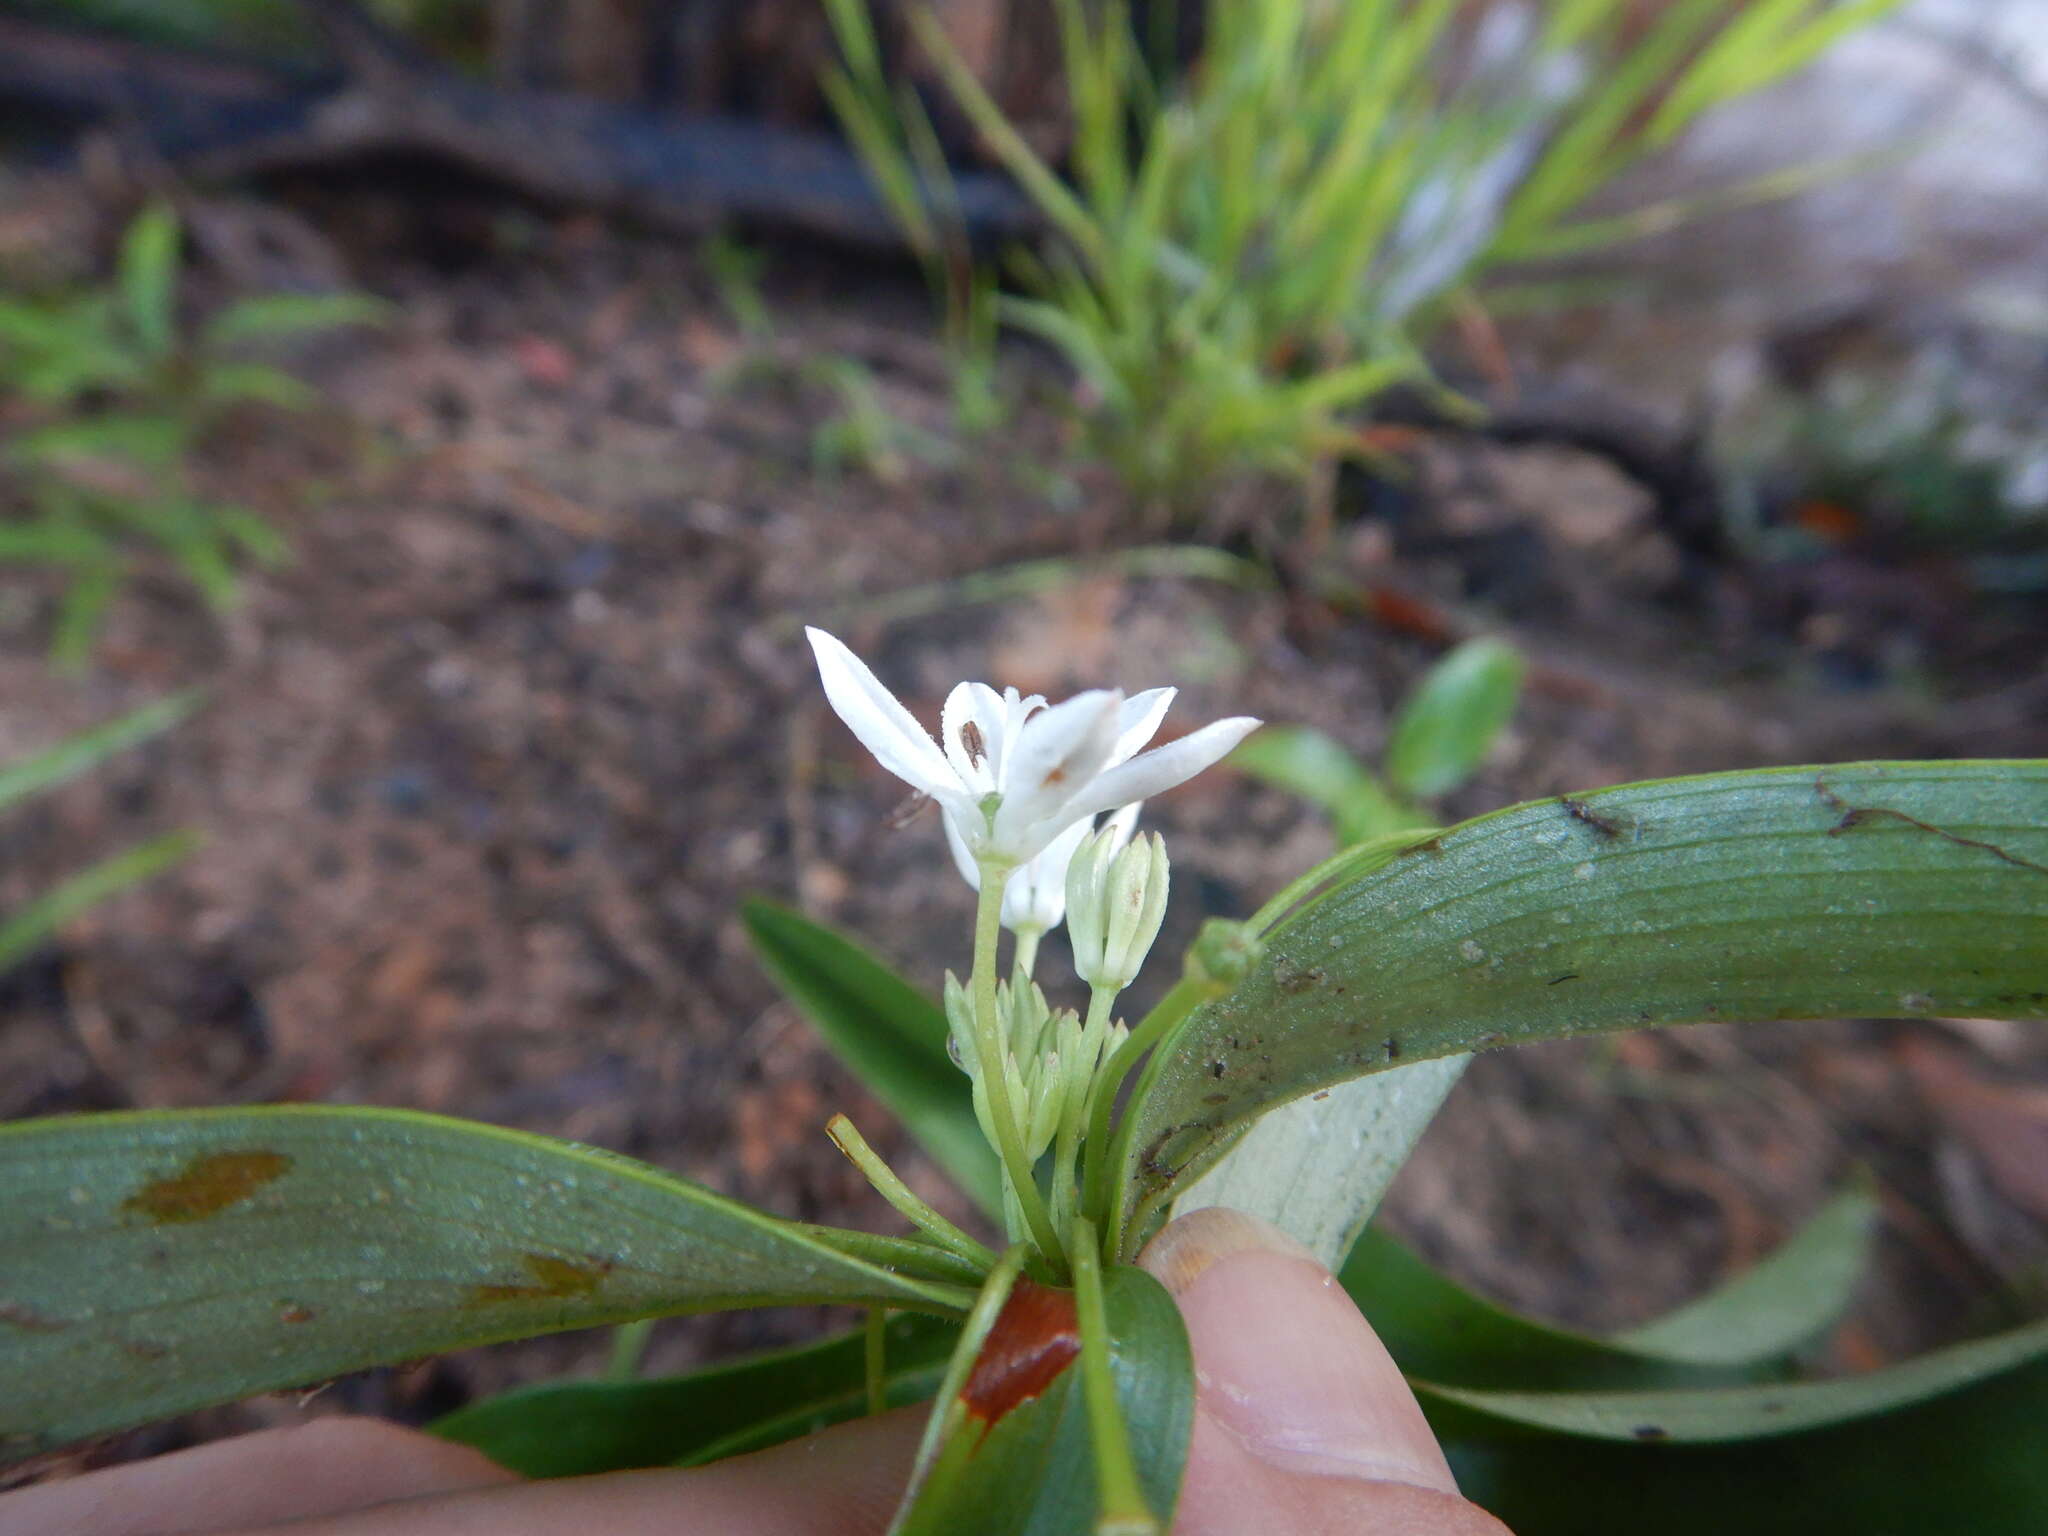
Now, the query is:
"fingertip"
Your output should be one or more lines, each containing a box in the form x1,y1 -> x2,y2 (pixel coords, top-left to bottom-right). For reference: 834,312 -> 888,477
1140,1209 -> 1460,1498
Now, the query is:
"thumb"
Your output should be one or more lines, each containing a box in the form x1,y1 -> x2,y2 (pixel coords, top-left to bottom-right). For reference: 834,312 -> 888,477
1141,1207 -> 1512,1536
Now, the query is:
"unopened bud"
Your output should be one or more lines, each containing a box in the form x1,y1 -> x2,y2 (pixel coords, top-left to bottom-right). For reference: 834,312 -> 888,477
1184,917 -> 1264,993
1067,820 -> 1169,993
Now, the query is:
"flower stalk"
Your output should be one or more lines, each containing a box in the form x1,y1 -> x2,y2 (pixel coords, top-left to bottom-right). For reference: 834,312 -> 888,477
973,859 -> 1067,1268
826,1113 -> 998,1270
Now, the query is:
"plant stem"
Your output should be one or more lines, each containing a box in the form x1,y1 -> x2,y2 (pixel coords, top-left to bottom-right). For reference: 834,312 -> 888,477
1244,825 -> 1438,935
604,1317 -> 655,1382
1078,973 -> 1207,1234
1051,985 -> 1116,1235
1013,924 -> 1044,979
901,1243 -> 1033,1493
1069,1215 -> 1158,1536
865,1307 -> 889,1417
973,860 -> 1068,1270
827,1114 -> 999,1269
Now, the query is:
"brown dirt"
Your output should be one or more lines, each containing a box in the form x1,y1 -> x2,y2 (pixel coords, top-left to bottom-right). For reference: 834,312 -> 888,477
3,202 -> 2044,1474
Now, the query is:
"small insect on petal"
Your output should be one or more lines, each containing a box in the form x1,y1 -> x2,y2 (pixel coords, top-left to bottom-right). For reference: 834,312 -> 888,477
885,788 -> 933,830
960,720 -> 988,768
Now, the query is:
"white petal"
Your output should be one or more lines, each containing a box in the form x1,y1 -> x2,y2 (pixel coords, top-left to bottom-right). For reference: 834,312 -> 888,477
993,689 -> 1124,846
1110,688 -> 1175,765
1060,715 -> 1262,822
941,805 -> 984,891
1002,816 -> 1092,931
807,628 -> 959,794
940,682 -> 1005,794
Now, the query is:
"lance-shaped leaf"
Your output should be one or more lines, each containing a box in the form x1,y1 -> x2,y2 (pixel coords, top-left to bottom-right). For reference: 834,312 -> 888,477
1440,1342 -> 2048,1535
433,1311 -> 960,1478
891,1266 -> 1193,1536
1382,637 -> 1525,801
1110,762 -> 2048,1248
1345,1179 -> 1881,1392
1228,725 -> 1414,845
0,1106 -> 974,1462
1421,1312 -> 2048,1443
1612,1176 -> 1879,1366
744,899 -> 1004,1222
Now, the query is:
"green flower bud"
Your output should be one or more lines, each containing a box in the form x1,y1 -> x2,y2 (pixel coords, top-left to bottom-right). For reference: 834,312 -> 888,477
1067,823 -> 1170,993
1184,917 -> 1264,993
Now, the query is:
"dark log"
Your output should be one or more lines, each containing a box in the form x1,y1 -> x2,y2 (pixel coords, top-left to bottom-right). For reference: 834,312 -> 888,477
0,8 -> 1038,251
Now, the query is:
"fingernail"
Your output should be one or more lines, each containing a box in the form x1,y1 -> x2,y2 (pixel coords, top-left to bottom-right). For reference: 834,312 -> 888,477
1140,1208 -> 1459,1495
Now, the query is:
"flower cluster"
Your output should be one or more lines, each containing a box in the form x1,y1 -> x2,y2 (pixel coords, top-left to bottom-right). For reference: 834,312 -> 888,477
806,627 -> 1258,1257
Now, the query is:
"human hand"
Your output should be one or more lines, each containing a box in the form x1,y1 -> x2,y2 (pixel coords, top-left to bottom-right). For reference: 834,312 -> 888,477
4,1208 -> 1509,1536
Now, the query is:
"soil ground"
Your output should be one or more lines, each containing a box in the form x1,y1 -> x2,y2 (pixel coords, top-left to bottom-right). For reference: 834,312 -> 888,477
3,191 -> 2045,1472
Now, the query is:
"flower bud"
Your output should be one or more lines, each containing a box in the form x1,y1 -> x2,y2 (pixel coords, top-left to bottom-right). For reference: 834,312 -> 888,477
943,971 -> 979,1075
1067,822 -> 1170,993
1184,917 -> 1264,992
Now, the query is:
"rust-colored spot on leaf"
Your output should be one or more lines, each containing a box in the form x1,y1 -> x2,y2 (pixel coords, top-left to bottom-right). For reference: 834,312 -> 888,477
123,1150 -> 292,1224
960,1278 -> 1079,1426
0,1301 -> 67,1332
469,1252 -> 610,1304
278,1303 -> 317,1325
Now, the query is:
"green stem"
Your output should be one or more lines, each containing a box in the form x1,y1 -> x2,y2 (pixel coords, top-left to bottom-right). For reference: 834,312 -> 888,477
604,1317 -> 655,1382
973,859 -> 1068,1269
1245,825 -> 1439,936
1052,985 -> 1117,1235
1070,1215 -> 1158,1536
827,1114 -> 999,1269
902,1244 -> 1032,1493
1079,974 -> 1208,1234
1013,924 -> 1044,979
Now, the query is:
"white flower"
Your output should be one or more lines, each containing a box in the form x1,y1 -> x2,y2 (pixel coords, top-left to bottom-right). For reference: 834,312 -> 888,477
806,627 -> 1258,875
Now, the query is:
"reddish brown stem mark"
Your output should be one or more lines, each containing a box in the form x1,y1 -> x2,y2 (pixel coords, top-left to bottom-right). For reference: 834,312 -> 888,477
960,1278 -> 1080,1427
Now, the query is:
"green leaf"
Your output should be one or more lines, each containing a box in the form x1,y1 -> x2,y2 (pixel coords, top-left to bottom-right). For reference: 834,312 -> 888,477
1171,1055 -> 1467,1269
1345,1182 -> 1880,1393
1421,1312 -> 2048,1442
0,693 -> 200,815
432,1311 -> 959,1477
117,202 -> 182,362
1229,725 -> 1415,844
891,1266 -> 1193,1536
743,899 -> 1003,1222
10,413 -> 189,471
1440,1348 -> 2048,1535
201,292 -> 392,350
1111,762 -> 2048,1248
197,362 -> 319,411
1614,1178 -> 1879,1366
1346,1227 -> 1747,1394
0,1106 -> 974,1462
0,831 -> 200,975
1382,638 -> 1525,800
50,562 -> 122,672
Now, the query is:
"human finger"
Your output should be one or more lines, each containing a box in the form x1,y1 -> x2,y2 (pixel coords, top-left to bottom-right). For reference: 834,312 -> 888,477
1141,1207 -> 1513,1536
1,1417 -> 519,1536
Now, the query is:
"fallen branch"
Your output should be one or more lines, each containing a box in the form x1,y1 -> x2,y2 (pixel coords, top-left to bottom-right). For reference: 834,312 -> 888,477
0,7 -> 1037,251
